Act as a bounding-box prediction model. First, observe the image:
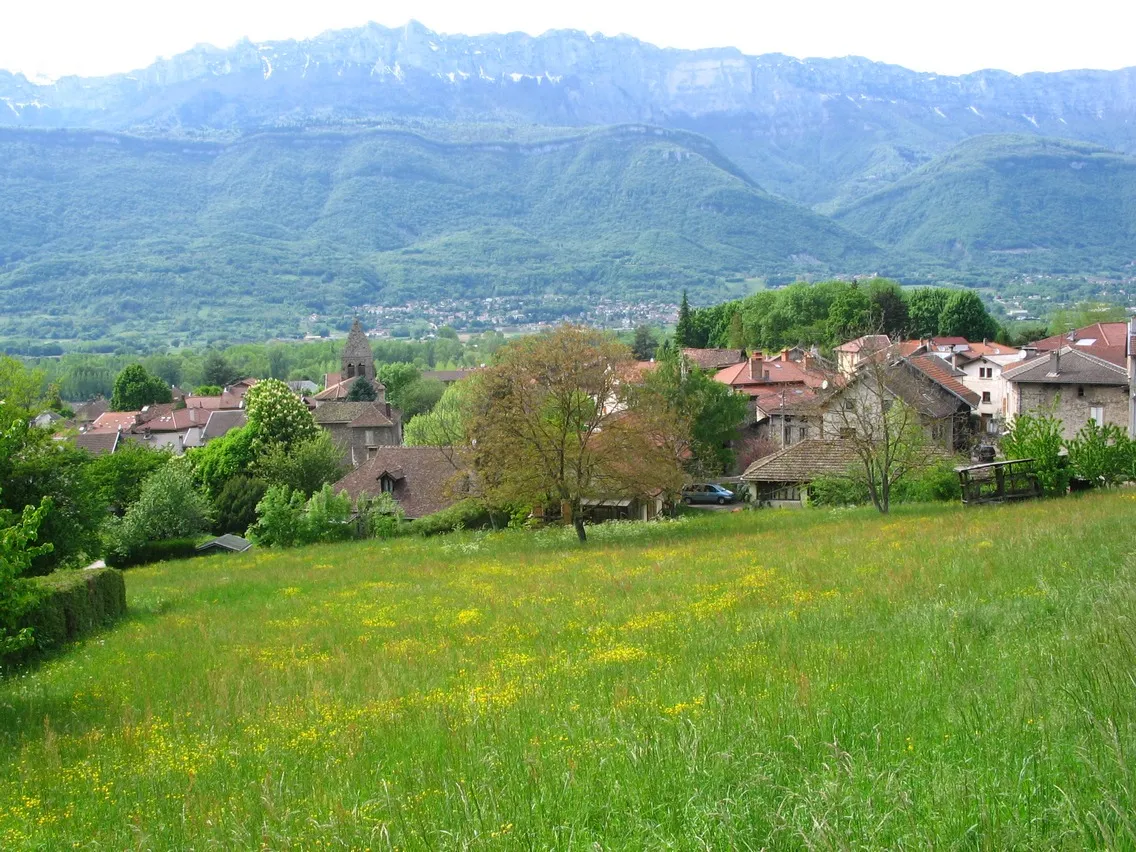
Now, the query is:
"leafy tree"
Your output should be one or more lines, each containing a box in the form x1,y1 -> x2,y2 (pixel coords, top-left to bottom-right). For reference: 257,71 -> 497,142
907,288 -> 950,338
84,442 -> 172,515
0,356 -> 51,412
468,326 -> 687,541
377,363 -> 422,407
1002,410 -> 1068,496
397,379 -> 446,418
345,377 -> 378,401
202,351 -> 239,388
1,421 -> 105,573
142,355 -> 182,387
641,351 -> 749,475
104,463 -> 212,559
267,345 -> 289,380
110,364 -> 172,411
187,425 -> 258,501
194,385 -> 222,396
631,325 -> 658,361
868,279 -> 910,337
254,431 -> 347,498
244,378 -> 319,450
826,283 -> 872,343
938,290 -> 999,340
213,476 -> 268,536
0,421 -> 53,654
674,291 -> 695,348
404,379 -> 475,448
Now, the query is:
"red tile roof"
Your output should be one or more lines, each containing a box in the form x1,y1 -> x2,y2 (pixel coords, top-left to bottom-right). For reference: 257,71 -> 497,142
1029,322 -> 1128,368
91,411 -> 139,431
715,356 -> 828,393
905,355 -> 981,407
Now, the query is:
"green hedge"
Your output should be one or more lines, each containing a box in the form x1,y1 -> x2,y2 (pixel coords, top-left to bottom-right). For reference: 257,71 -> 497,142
407,500 -> 515,537
5,568 -> 127,667
104,538 -> 202,569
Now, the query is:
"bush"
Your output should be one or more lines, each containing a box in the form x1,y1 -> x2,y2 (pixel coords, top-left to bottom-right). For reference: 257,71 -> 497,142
1003,411 -> 1069,496
249,484 -> 356,547
806,472 -> 870,507
892,461 -> 963,504
4,568 -> 127,666
213,476 -> 268,536
104,464 -> 212,561
104,538 -> 202,569
407,500 -> 513,536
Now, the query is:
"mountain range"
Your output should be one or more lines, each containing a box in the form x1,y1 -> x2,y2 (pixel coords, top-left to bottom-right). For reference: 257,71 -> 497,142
2,21 -> 1135,346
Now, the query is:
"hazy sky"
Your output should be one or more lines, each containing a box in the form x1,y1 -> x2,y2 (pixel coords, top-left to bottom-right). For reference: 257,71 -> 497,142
3,0 -> 1134,79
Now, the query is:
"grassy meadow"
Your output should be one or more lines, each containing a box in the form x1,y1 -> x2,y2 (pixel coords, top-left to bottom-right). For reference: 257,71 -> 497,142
2,494 -> 1136,848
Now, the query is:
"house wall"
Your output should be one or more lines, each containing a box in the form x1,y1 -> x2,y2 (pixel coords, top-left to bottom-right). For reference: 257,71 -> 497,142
1006,382 -> 1129,441
816,379 -> 959,450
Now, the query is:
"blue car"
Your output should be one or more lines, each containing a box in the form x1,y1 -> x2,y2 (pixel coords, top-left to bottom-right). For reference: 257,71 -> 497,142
681,484 -> 736,505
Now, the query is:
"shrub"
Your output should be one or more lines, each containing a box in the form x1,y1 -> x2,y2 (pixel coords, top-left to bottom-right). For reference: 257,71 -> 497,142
254,431 -> 347,497
213,476 -> 268,536
248,486 -> 306,548
104,538 -> 202,569
356,493 -> 405,540
806,472 -> 870,507
1065,419 -> 1131,487
407,500 -> 513,536
4,568 -> 127,666
104,464 -> 212,561
892,461 -> 963,503
1003,410 -> 1069,496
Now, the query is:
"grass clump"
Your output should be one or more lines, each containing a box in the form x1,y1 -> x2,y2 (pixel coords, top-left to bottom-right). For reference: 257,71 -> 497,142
0,494 -> 1135,847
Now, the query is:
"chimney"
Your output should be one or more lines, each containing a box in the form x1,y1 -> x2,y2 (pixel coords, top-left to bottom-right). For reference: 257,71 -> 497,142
780,349 -> 790,363
748,353 -> 765,383
1048,349 -> 1061,375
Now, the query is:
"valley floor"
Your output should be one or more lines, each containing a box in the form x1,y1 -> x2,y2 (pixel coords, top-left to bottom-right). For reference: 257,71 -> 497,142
1,495 -> 1135,847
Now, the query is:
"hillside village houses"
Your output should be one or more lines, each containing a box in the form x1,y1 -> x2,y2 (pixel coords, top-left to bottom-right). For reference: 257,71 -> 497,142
49,315 -> 1136,521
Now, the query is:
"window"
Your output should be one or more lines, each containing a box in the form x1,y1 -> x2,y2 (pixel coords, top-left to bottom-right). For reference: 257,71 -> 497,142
979,367 -> 993,379
981,391 -> 991,404
1077,386 -> 1085,398
843,400 -> 855,411
931,422 -> 946,442
798,426 -> 808,441
1090,406 -> 1104,424
364,429 -> 375,445
839,427 -> 856,439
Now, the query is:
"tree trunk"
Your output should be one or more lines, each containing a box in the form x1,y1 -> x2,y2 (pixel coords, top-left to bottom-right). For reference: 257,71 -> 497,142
574,515 -> 587,542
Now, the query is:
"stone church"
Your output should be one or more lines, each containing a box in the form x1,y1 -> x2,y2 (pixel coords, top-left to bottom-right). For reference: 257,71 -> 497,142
311,318 -> 403,466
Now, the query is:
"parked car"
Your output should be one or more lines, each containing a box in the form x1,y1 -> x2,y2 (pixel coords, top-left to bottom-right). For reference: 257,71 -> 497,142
681,484 -> 736,505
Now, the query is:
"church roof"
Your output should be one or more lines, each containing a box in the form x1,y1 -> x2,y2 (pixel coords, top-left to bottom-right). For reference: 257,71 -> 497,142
342,318 -> 374,360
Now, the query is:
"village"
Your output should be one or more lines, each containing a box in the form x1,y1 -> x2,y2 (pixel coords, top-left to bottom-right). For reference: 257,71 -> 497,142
43,313 -> 1136,549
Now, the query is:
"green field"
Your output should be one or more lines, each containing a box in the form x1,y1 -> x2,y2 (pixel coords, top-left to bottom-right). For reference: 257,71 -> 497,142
2,494 -> 1136,848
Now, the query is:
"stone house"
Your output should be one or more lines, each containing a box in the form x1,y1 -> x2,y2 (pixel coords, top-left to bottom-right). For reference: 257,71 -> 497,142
313,402 -> 402,468
816,356 -> 977,452
1002,347 -> 1130,440
740,439 -> 860,507
333,446 -> 471,519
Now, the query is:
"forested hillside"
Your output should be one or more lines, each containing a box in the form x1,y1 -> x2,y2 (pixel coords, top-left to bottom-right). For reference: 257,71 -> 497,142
0,125 -> 880,345
834,136 -> 1136,276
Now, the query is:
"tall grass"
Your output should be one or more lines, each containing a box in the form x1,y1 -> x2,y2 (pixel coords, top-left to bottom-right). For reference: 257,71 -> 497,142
1,494 -> 1135,848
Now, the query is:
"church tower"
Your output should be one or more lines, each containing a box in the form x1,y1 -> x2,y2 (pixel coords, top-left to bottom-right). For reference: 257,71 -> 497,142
342,318 -> 375,382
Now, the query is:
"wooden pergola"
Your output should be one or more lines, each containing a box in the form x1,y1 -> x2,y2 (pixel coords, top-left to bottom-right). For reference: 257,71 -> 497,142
956,459 -> 1042,506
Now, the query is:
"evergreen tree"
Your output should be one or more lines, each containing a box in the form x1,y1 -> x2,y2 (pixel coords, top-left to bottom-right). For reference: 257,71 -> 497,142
202,351 -> 238,388
674,291 -> 695,348
726,312 -> 746,350
345,377 -> 378,402
631,325 -> 657,361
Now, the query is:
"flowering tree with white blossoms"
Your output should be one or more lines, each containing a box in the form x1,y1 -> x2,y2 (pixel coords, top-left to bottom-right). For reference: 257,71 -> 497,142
244,379 -> 320,450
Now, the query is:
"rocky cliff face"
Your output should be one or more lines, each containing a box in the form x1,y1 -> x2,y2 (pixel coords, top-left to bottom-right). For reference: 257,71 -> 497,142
3,20 -> 1135,206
